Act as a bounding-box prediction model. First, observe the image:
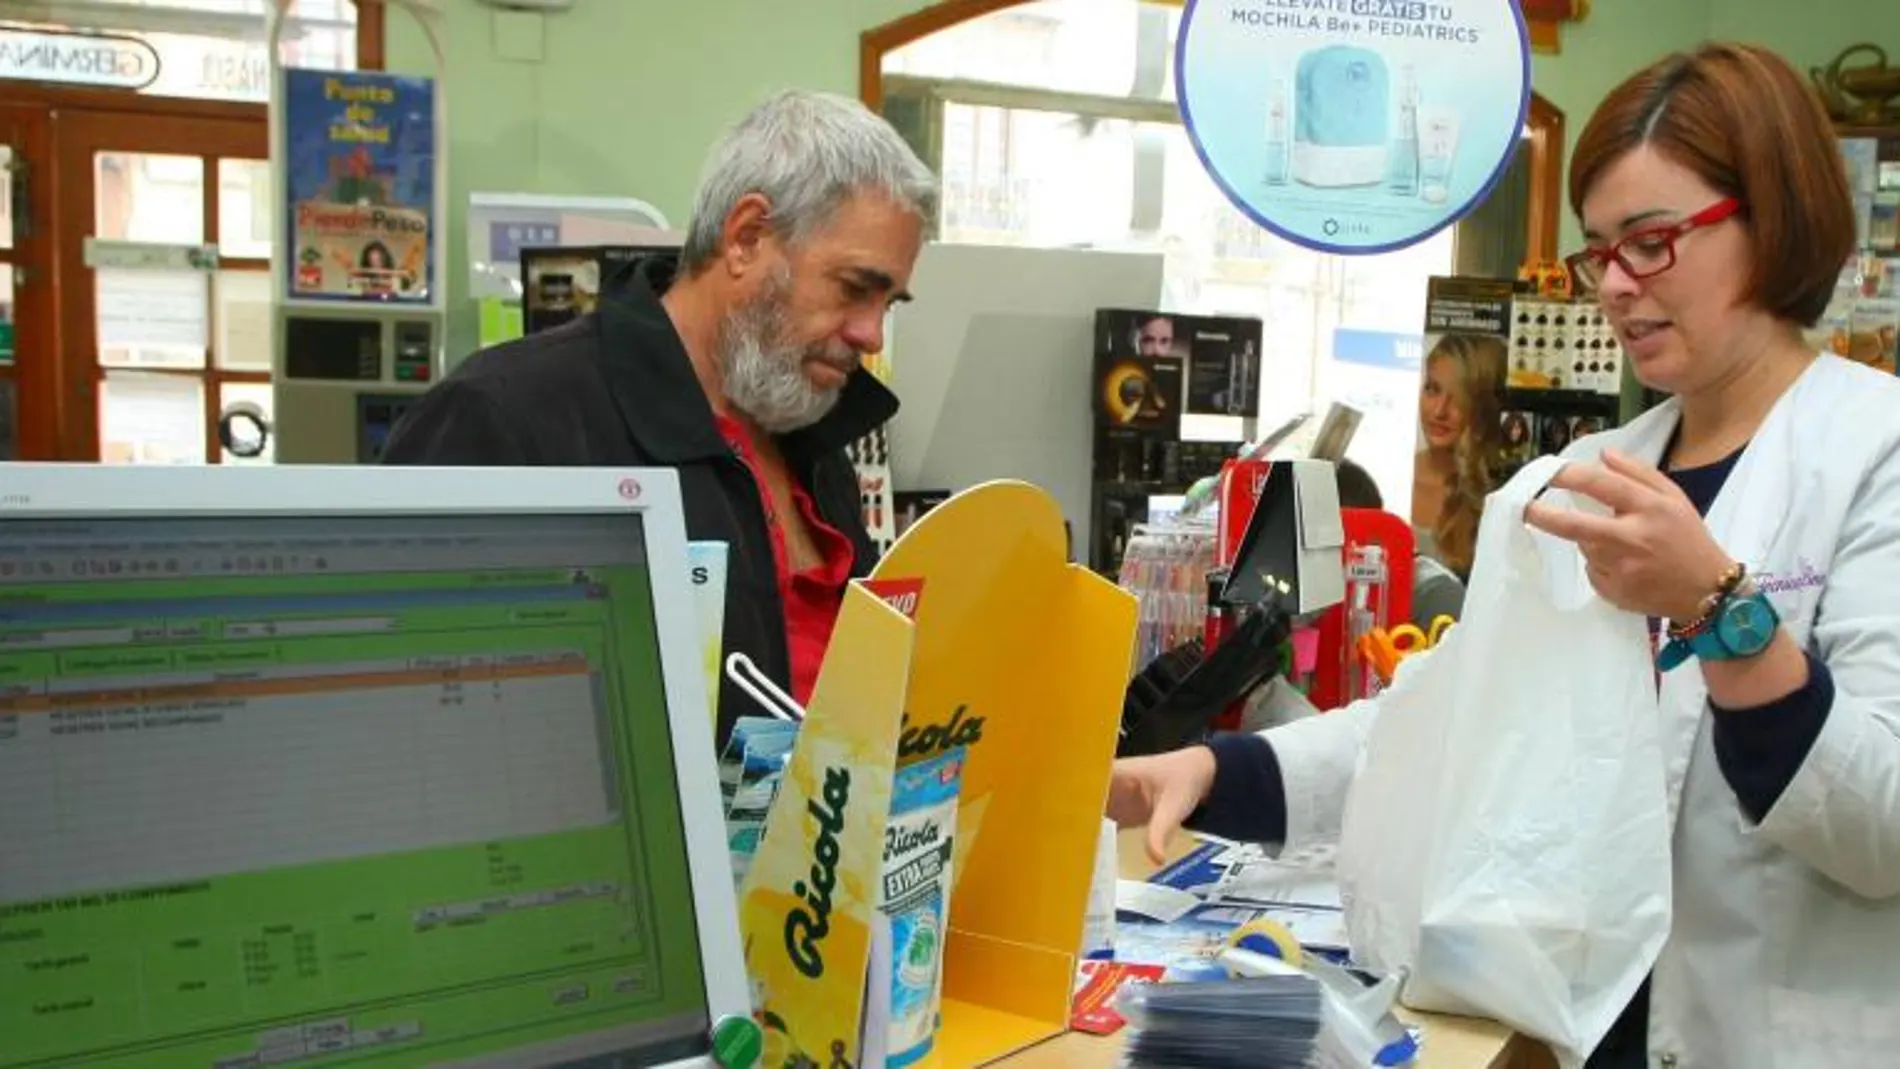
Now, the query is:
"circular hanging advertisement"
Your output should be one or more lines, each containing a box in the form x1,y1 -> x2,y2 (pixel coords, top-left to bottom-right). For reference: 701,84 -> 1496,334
1176,0 -> 1531,255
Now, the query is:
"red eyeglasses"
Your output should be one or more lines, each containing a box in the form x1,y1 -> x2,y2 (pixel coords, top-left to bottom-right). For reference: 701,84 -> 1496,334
1566,198 -> 1743,295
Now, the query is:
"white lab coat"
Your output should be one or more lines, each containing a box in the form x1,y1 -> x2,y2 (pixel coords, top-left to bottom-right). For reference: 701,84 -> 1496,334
1262,355 -> 1900,1068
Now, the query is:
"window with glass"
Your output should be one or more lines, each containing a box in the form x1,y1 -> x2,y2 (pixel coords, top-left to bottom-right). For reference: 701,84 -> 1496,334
88,144 -> 274,464
882,0 -> 1463,513
70,104 -> 272,465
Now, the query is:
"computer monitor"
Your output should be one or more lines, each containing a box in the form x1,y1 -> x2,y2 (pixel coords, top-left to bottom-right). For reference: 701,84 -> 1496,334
0,466 -> 749,1069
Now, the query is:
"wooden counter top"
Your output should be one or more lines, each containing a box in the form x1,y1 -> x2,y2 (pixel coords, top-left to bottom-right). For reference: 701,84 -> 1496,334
984,830 -> 1553,1069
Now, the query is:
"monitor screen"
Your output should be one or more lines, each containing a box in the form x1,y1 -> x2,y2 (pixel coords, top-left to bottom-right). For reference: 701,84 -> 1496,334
0,512 -> 712,1069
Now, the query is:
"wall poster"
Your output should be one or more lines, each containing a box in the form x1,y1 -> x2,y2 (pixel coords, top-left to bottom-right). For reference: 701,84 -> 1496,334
1412,277 -> 1512,579
1175,0 -> 1531,255
283,69 -> 436,304
1412,276 -> 1622,580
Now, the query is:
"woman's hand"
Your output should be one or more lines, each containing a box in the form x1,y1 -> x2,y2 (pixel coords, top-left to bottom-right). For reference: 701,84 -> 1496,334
1108,747 -> 1217,865
1523,449 -> 1733,623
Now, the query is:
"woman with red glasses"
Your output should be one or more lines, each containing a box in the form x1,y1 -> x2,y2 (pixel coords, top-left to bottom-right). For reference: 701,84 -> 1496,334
1109,42 -> 1900,1068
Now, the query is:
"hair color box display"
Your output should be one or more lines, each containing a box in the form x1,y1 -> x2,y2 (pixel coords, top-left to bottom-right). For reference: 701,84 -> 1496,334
1508,295 -> 1622,395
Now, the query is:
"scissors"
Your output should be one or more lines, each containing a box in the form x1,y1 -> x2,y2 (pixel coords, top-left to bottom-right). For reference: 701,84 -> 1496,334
1356,615 -> 1456,685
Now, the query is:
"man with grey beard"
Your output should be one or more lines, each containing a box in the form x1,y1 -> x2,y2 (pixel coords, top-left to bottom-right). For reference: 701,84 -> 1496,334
381,90 -> 937,747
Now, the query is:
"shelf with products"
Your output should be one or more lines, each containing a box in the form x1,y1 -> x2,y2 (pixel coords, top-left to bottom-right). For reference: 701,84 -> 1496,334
1813,124 -> 1900,377
1088,308 -> 1264,577
1504,293 -> 1626,397
1091,439 -> 1244,578
1502,387 -> 1620,416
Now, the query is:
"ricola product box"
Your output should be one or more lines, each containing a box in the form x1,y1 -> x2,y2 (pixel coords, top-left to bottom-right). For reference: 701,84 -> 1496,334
865,747 -> 966,1069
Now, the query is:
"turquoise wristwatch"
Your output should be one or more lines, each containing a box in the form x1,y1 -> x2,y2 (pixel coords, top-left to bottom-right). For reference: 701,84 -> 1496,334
1656,578 -> 1780,672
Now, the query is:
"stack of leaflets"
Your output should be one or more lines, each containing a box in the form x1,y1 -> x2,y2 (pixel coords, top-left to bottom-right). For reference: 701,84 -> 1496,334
1112,836 -> 1349,980
1117,976 -> 1322,1068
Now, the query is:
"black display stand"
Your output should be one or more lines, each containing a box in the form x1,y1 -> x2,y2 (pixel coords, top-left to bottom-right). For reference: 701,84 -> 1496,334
1088,308 -> 1259,576
519,245 -> 677,335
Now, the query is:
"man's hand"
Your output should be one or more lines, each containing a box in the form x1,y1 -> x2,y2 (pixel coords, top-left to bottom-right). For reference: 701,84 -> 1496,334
1108,747 -> 1218,865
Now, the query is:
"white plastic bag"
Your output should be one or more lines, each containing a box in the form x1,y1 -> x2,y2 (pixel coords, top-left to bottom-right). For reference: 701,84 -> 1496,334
1335,456 -> 1672,1069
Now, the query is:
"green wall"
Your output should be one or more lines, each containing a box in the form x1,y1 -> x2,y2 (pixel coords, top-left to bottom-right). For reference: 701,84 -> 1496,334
1533,0 -> 1713,254
387,0 -> 922,359
1536,0 -> 1900,254
389,0 -> 1899,358
1708,1 -> 1896,75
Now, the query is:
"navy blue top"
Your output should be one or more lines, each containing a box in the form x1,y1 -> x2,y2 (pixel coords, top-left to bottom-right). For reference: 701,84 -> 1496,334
1190,448 -> 1835,1069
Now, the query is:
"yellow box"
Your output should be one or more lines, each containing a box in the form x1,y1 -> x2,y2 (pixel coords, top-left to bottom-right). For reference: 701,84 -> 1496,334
738,481 -> 1136,1068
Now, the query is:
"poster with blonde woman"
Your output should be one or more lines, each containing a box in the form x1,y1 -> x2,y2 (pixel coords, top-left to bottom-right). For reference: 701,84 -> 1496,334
1410,332 -> 1507,578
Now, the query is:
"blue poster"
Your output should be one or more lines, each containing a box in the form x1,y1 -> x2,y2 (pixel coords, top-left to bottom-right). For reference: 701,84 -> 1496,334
1176,0 -> 1529,255
282,68 -> 437,303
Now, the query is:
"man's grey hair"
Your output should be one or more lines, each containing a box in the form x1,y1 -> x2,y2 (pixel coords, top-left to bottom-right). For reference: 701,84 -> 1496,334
680,90 -> 938,272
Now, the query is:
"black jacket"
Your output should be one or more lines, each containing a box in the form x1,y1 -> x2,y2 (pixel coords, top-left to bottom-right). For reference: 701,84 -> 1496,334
379,256 -> 895,747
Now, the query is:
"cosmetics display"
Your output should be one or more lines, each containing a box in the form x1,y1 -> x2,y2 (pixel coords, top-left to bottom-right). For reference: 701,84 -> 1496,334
1092,440 -> 1239,579
1808,135 -> 1900,376
1507,294 -> 1624,395
893,490 -> 953,541
848,426 -> 896,558
1089,308 -> 1259,576
518,244 -> 672,335
1813,255 -> 1900,375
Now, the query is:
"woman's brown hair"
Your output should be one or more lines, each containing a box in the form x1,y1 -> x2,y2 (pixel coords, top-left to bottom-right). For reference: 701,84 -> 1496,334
1426,333 -> 1506,578
1568,42 -> 1855,328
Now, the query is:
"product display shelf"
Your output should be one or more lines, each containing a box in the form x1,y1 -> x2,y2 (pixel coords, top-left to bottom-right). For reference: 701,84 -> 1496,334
738,481 -> 1137,1068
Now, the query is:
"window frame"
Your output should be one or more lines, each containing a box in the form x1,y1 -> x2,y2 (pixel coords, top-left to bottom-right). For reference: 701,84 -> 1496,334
356,0 -> 386,71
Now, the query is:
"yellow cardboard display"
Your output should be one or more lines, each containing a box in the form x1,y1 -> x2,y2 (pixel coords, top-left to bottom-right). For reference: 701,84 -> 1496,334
740,481 -> 1135,1068
872,481 -> 1135,1067
740,583 -> 915,1068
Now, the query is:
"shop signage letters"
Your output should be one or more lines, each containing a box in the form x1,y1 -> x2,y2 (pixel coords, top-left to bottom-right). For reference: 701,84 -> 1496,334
0,27 -> 160,90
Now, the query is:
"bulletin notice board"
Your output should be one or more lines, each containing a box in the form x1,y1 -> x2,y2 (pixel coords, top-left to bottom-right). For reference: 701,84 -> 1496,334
282,69 -> 437,305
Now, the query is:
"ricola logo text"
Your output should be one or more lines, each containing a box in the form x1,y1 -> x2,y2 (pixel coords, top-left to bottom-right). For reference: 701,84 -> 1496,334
898,705 -> 983,760
784,766 -> 850,979
884,820 -> 941,862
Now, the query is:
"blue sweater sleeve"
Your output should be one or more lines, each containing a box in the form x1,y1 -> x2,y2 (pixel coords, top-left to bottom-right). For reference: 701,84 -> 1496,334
1185,732 -> 1289,844
1709,651 -> 1835,823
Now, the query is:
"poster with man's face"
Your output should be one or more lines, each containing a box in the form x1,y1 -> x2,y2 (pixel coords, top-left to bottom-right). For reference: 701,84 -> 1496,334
1095,309 -> 1262,418
1137,315 -> 1175,357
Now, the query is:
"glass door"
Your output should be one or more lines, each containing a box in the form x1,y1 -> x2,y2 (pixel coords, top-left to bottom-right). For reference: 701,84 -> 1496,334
0,105 -> 54,461
52,109 -> 272,463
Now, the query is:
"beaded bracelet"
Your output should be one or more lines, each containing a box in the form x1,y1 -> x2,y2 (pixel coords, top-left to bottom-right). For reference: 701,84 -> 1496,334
1666,560 -> 1748,640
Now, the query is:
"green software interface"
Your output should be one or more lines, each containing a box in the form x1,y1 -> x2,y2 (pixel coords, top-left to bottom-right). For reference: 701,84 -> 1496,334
0,513 -> 710,1069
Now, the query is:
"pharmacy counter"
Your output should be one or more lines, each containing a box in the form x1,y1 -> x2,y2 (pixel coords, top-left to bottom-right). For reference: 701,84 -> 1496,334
988,830 -> 1557,1069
